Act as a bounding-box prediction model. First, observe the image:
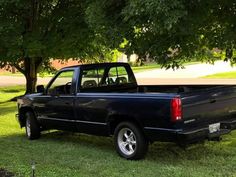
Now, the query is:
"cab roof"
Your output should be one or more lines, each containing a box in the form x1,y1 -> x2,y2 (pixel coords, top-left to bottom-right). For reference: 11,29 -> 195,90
61,62 -> 130,70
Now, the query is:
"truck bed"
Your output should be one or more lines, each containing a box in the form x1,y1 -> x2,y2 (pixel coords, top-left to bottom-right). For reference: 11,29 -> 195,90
139,85 -> 236,122
138,85 -> 229,93
81,83 -> 236,136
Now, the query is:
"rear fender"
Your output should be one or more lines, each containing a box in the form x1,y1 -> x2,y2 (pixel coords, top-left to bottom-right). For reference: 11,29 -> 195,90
107,114 -> 144,135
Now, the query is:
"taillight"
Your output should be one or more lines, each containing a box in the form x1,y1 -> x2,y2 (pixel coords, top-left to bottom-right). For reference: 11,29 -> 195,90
171,97 -> 182,122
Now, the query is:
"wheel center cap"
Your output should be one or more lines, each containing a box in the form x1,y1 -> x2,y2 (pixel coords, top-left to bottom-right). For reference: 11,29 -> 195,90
126,138 -> 131,143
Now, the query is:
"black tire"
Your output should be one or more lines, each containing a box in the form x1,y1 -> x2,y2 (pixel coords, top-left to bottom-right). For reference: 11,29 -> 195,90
25,112 -> 41,140
114,121 -> 148,160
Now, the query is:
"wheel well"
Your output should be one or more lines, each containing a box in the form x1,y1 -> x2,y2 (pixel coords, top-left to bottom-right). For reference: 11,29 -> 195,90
19,107 -> 34,127
108,115 -> 143,135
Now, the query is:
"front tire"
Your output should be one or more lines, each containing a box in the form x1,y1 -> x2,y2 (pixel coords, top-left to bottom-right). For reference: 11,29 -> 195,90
114,122 -> 148,160
25,112 -> 41,140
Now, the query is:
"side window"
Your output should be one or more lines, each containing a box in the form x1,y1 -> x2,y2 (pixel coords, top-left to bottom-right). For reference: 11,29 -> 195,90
48,70 -> 74,95
107,66 -> 130,85
80,68 -> 105,89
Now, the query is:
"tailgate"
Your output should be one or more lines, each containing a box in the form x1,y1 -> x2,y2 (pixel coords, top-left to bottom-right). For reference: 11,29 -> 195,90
181,86 -> 236,130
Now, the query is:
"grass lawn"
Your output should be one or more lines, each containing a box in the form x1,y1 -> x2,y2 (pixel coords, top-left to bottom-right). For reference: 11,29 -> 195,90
131,63 -> 161,73
203,71 -> 236,79
1,86 -> 236,176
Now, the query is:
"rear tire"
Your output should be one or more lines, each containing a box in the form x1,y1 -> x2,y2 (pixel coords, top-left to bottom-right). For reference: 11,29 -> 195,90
114,121 -> 148,160
25,112 -> 41,140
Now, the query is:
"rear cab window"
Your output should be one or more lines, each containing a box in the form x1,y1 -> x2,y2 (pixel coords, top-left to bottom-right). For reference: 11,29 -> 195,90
107,66 -> 130,85
79,65 -> 136,92
80,68 -> 105,88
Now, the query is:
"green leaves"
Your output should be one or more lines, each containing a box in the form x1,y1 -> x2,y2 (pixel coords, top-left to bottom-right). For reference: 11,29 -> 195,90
84,0 -> 236,68
0,0 -> 115,64
1,0 -> 236,72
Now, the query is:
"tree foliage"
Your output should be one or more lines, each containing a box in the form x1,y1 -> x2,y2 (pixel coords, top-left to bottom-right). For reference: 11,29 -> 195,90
85,0 -> 236,69
1,0 -> 236,93
0,0 -> 112,93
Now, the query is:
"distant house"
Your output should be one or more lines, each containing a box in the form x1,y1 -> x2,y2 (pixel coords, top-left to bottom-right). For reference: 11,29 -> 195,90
0,59 -> 81,73
117,53 -> 138,63
50,59 -> 81,70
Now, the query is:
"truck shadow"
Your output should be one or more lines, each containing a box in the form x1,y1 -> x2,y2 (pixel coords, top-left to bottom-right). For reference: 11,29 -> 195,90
0,130 -> 235,165
37,130 -> 236,162
146,135 -> 236,163
42,130 -> 115,152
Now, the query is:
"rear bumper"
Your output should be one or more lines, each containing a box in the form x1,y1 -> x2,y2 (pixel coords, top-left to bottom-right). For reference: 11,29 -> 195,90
144,119 -> 236,144
176,127 -> 231,144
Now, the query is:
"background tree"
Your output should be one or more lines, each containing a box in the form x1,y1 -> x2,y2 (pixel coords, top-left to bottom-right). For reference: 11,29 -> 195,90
0,0 -> 112,93
2,0 -> 236,94
85,0 -> 236,68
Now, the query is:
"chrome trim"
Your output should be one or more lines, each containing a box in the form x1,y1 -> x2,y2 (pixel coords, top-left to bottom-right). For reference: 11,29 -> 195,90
36,95 -> 75,98
76,93 -> 173,100
38,116 -> 107,125
144,127 -> 182,132
184,119 -> 196,124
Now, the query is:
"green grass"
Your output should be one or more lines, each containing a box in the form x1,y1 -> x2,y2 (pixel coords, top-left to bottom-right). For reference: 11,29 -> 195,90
0,85 -> 25,103
131,62 -> 201,73
0,71 -> 23,76
1,86 -> 236,176
131,63 -> 161,73
203,71 -> 236,79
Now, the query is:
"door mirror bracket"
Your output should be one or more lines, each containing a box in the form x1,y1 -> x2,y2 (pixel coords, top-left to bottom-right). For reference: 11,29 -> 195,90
36,85 -> 45,93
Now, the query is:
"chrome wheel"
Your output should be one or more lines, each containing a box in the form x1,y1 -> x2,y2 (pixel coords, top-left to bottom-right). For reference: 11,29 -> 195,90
117,128 -> 137,156
25,112 -> 40,140
26,118 -> 31,137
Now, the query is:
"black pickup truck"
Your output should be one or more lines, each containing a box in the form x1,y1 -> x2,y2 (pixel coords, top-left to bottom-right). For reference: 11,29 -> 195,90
17,62 -> 236,159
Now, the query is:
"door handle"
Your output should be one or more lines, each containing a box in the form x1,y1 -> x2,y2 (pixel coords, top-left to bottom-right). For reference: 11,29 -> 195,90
212,93 -> 218,97
51,95 -> 59,98
209,99 -> 216,103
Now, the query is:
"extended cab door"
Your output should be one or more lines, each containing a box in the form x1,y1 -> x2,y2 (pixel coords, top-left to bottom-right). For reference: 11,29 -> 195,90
74,64 -> 137,135
34,69 -> 77,131
74,66 -> 109,135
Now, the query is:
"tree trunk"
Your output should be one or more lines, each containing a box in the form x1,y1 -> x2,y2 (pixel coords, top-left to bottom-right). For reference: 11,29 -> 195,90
11,67 -> 16,74
24,57 -> 42,94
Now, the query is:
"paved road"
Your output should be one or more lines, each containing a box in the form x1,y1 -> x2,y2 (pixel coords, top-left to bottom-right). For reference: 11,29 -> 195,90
0,61 -> 236,86
136,78 -> 236,85
135,61 -> 236,84
135,61 -> 236,78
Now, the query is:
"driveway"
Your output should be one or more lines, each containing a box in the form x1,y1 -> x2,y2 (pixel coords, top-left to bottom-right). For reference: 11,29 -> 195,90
135,61 -> 236,85
135,61 -> 236,79
136,78 -> 236,85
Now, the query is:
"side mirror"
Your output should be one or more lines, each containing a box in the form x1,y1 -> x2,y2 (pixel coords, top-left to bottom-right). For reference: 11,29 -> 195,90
36,85 -> 45,93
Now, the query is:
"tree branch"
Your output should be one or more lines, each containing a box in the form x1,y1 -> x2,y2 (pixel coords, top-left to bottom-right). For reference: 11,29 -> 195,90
12,63 -> 25,75
35,57 -> 43,73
